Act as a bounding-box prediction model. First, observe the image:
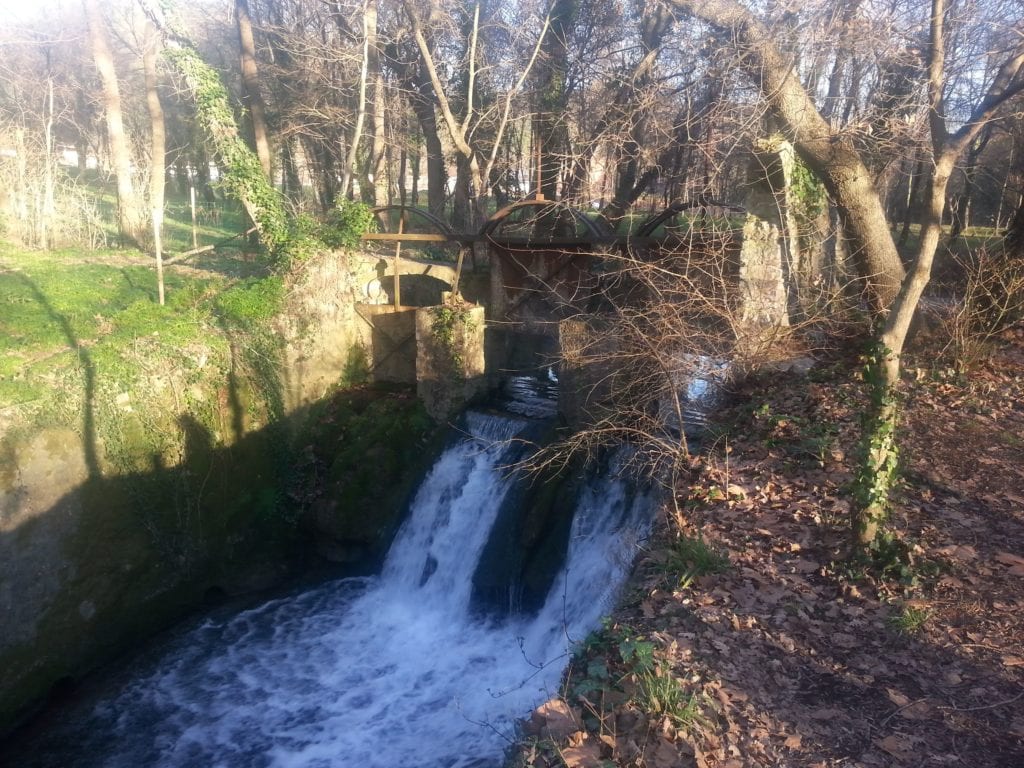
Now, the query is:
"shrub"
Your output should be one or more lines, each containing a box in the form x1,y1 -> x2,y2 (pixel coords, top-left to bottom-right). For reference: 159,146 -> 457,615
320,199 -> 378,249
942,248 -> 1024,369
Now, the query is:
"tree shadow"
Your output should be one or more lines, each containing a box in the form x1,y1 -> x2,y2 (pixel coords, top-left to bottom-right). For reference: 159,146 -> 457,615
13,273 -> 100,479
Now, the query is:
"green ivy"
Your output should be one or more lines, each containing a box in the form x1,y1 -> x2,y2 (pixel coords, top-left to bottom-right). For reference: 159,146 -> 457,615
320,199 -> 378,249
790,155 -> 827,220
430,304 -> 476,376
852,341 -> 901,543
162,46 -> 290,260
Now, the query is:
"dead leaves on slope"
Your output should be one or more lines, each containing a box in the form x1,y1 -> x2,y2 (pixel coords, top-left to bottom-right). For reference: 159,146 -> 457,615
516,340 -> 1024,767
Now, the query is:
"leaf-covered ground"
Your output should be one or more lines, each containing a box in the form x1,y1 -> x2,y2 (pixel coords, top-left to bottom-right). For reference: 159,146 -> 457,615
516,329 -> 1024,768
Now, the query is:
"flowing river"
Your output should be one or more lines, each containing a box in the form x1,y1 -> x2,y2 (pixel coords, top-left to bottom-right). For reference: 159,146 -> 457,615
6,402 -> 654,767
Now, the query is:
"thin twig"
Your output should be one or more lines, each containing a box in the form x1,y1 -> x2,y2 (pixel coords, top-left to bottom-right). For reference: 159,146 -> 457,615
939,689 -> 1024,713
879,697 -> 929,727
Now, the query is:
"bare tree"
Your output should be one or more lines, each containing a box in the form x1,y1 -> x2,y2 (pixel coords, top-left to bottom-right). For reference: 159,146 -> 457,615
83,0 -> 143,244
400,0 -> 549,228
667,0 -> 1024,546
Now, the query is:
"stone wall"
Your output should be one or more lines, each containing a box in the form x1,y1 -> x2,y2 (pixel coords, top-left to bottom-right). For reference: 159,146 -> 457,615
415,305 -> 487,421
0,248 -> 449,735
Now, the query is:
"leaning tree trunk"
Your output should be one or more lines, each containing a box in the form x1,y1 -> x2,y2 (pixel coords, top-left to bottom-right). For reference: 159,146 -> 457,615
1006,195 -> 1024,254
667,0 -> 906,313
236,0 -> 272,180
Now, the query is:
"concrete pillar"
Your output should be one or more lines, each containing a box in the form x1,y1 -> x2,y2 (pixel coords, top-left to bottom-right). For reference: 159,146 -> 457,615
738,139 -> 792,349
415,305 -> 487,421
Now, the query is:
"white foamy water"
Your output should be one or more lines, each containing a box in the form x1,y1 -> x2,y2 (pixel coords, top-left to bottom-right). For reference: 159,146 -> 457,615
11,412 -> 652,768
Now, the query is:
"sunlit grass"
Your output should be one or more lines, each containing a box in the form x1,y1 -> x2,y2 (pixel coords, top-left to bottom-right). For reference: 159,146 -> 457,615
0,244 -> 229,408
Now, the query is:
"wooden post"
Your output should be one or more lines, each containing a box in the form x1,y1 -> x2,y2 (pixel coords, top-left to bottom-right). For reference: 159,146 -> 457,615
189,183 -> 198,250
393,212 -> 403,309
153,207 -> 165,306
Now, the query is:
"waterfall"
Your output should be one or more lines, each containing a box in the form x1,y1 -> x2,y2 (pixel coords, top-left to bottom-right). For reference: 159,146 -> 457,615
7,410 -> 653,768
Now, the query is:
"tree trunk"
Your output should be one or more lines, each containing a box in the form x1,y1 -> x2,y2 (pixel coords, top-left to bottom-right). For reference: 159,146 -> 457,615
281,137 -> 302,205
410,81 -> 446,218
411,142 -> 420,206
1006,194 -> 1024,254
144,25 -> 167,304
42,76 -> 55,249
83,0 -> 142,245
368,55 -> 387,205
897,156 -> 925,248
452,155 -> 472,232
236,0 -> 272,180
948,126 -> 992,243
533,0 -> 575,200
342,0 -> 374,199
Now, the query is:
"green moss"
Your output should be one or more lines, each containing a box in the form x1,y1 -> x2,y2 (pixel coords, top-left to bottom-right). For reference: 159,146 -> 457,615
215,276 -> 284,328
305,390 -> 438,552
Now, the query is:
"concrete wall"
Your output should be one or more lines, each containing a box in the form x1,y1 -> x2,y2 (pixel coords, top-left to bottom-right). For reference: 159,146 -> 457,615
415,305 -> 487,421
0,248 -> 447,734
279,251 -> 457,410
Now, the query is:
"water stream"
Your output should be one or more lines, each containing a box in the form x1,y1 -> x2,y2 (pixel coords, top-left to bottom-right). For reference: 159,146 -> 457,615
8,402 -> 653,767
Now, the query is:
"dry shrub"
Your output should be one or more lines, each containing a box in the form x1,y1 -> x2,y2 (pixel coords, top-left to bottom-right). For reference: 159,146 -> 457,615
0,124 -> 107,249
941,248 -> 1024,369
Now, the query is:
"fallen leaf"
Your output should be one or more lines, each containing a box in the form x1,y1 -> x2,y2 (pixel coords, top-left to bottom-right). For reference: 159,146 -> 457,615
809,707 -> 844,720
898,701 -> 933,721
792,559 -> 819,573
726,483 -> 747,498
783,734 -> 802,749
533,698 -> 579,741
831,632 -> 858,648
886,688 -> 910,707
938,544 -> 977,562
653,737 -> 685,768
561,740 -> 603,768
877,734 -> 913,760
995,551 -> 1024,567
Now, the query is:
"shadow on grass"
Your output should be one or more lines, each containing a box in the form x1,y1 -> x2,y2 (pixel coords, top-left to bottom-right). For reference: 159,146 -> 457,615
13,272 -> 100,479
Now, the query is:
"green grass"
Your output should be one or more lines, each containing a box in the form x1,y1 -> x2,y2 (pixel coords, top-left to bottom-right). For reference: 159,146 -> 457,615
161,199 -> 249,253
636,666 -> 705,728
0,239 -> 285,439
570,623 -> 707,736
0,246 -> 224,368
893,222 -> 1006,285
887,603 -> 930,635
663,533 -> 730,588
64,168 -> 249,254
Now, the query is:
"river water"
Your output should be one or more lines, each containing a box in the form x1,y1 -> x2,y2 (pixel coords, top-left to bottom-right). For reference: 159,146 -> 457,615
7,402 -> 653,767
